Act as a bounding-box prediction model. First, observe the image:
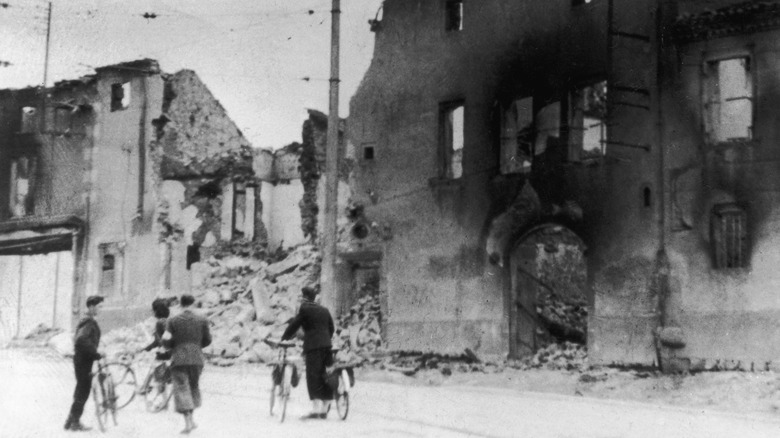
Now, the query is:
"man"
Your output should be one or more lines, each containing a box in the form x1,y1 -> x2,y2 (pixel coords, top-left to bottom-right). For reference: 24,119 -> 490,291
282,286 -> 335,419
163,294 -> 212,434
64,295 -> 104,432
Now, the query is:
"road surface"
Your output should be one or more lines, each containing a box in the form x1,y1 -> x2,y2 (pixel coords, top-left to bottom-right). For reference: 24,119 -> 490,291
1,348 -> 779,437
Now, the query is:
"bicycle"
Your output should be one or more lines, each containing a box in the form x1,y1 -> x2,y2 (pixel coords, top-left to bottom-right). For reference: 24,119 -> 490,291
137,354 -> 173,412
326,355 -> 359,420
265,339 -> 299,423
91,357 -> 137,432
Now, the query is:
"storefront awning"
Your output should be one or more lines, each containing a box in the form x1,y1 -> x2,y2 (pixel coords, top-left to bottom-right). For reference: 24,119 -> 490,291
0,215 -> 83,255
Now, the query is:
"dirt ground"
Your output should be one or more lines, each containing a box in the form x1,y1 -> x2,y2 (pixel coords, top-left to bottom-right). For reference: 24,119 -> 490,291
356,363 -> 780,418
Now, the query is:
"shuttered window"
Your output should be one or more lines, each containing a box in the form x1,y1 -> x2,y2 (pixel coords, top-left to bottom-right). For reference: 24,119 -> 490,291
710,203 -> 747,269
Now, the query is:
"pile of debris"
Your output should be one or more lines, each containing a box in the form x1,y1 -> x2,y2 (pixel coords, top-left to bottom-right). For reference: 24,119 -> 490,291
96,244 -> 320,366
535,291 -> 588,345
508,342 -> 588,372
194,244 -> 320,366
376,349 -> 491,376
333,294 -> 384,363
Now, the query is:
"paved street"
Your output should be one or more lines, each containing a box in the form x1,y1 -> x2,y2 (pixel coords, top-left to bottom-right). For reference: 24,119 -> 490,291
2,348 -> 780,438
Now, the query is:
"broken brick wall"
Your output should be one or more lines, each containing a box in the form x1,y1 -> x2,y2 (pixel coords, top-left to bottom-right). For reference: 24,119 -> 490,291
156,70 -> 254,180
299,109 -> 351,242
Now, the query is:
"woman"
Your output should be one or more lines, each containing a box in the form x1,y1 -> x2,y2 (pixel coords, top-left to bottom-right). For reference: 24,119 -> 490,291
139,298 -> 172,398
142,298 -> 172,359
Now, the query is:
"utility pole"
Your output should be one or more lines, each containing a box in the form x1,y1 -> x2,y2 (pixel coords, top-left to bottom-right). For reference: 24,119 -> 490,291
321,0 -> 341,311
39,1 -> 52,133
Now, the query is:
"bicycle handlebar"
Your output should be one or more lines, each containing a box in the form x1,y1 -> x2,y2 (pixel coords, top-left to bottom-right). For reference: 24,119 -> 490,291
264,339 -> 297,349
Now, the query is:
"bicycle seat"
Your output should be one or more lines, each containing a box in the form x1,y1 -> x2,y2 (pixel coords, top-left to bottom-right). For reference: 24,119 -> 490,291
264,339 -> 296,349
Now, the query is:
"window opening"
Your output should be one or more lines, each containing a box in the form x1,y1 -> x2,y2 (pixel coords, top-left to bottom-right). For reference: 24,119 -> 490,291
704,58 -> 752,143
535,101 -> 560,156
440,102 -> 464,179
186,244 -> 201,270
98,243 -> 124,297
53,107 -> 71,133
20,107 -> 37,133
233,183 -> 246,239
710,203 -> 747,269
363,145 -> 375,160
9,156 -> 36,217
500,97 -> 533,174
111,82 -> 131,111
643,187 -> 651,208
569,81 -> 607,160
445,0 -> 463,31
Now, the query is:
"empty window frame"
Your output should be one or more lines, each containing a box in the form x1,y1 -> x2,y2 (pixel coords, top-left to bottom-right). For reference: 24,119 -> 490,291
233,183 -> 247,239
363,145 -> 375,160
445,0 -> 463,31
440,101 -> 464,179
111,82 -> 131,111
53,107 -> 71,133
98,242 -> 125,297
20,106 -> 37,133
535,100 -> 561,156
498,97 -> 560,174
703,57 -> 753,143
569,81 -> 607,160
9,156 -> 36,217
710,203 -> 747,269
500,97 -> 534,174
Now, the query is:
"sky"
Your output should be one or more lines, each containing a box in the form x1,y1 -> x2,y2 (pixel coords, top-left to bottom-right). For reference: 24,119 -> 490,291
0,0 -> 384,148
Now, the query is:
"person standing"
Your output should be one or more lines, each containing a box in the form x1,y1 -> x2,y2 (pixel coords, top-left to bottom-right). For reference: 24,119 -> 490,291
163,294 -> 211,434
64,295 -> 104,432
282,286 -> 335,419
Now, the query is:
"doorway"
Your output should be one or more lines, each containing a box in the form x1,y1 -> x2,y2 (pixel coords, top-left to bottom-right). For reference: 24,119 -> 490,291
508,224 -> 587,359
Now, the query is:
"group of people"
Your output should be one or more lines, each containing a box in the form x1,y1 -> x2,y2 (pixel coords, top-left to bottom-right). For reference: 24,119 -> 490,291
64,285 -> 336,434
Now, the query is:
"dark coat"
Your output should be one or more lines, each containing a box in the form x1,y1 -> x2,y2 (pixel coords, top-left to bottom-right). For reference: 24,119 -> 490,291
163,309 -> 212,367
282,300 -> 334,352
142,318 -> 167,352
73,316 -> 101,362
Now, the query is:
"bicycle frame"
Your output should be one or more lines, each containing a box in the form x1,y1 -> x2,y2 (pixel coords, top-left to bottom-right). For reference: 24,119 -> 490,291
92,358 -> 118,432
139,358 -> 173,412
265,339 -> 297,423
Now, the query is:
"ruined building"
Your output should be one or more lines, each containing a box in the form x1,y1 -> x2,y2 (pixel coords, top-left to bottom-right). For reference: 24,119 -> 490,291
345,0 -> 780,370
253,109 -> 349,251
0,59 -> 259,341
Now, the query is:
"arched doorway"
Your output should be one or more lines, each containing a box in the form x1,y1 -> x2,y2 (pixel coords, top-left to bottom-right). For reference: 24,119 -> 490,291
508,224 -> 587,359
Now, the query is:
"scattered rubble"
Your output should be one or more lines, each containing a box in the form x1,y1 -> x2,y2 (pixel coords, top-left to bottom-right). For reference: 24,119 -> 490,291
333,294 -> 384,363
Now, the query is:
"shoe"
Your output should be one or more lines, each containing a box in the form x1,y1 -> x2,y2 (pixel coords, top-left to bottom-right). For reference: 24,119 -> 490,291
63,417 -> 72,430
319,412 -> 327,419
300,412 -> 322,420
69,423 -> 92,432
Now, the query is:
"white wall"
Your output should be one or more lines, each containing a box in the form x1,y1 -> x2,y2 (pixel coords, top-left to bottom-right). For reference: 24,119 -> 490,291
261,180 -> 306,250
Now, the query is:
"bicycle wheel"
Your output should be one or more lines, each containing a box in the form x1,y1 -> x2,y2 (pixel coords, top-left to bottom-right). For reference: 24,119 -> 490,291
279,366 -> 291,423
92,374 -> 109,432
336,372 -> 349,420
104,362 -> 137,409
269,383 -> 279,416
107,377 -> 118,426
145,380 -> 173,412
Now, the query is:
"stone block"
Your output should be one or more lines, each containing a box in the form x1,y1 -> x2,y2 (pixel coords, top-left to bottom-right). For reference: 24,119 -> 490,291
658,326 -> 685,349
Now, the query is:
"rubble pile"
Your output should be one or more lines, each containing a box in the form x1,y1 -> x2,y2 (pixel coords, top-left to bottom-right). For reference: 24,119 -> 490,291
376,350 -> 492,376
101,320 -> 155,359
97,244 -> 320,366
194,244 -> 320,366
535,290 -> 588,344
508,342 -> 588,371
333,294 -> 384,363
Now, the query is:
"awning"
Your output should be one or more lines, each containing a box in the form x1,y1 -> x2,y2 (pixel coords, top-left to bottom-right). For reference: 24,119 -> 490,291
0,215 -> 83,255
